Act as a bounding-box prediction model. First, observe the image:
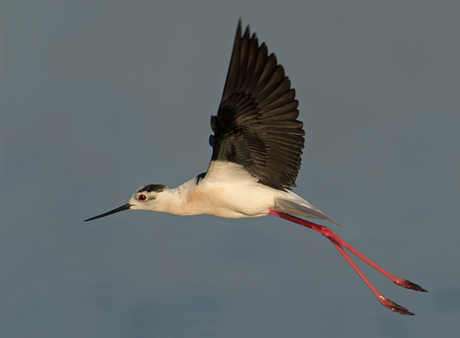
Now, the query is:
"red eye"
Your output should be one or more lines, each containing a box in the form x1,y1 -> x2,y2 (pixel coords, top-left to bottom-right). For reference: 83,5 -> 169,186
138,194 -> 147,201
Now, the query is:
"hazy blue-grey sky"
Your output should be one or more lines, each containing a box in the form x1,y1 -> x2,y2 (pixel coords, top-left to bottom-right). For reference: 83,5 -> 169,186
1,1 -> 459,337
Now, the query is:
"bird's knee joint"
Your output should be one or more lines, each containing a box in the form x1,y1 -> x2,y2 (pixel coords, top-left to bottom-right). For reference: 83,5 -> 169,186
320,227 -> 334,238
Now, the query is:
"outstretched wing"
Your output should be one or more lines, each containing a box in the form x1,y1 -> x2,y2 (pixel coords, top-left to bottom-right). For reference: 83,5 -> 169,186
209,21 -> 305,191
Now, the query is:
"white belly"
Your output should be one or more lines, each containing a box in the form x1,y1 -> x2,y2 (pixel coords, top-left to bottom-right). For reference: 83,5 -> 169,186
176,181 -> 277,218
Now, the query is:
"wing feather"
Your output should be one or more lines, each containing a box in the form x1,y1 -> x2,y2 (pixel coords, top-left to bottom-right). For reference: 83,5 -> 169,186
210,21 -> 305,191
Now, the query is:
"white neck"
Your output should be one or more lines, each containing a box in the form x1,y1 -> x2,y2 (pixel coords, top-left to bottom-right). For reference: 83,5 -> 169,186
152,178 -> 201,216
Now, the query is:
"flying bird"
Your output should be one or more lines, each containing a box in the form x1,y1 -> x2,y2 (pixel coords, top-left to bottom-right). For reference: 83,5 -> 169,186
86,21 -> 426,315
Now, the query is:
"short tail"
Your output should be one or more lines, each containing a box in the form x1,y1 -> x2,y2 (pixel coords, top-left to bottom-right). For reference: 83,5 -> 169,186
274,192 -> 342,226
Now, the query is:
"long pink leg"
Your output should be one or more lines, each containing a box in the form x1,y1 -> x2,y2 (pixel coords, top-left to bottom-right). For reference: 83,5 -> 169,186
268,209 -> 427,315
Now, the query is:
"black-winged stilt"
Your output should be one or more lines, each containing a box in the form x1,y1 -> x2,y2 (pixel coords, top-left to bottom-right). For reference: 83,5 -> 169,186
85,21 -> 426,315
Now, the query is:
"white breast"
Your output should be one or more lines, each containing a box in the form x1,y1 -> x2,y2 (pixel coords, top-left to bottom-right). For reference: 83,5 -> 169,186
164,161 -> 277,218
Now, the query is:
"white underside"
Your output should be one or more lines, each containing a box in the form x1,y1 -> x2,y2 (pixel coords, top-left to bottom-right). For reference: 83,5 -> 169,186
158,161 -> 339,225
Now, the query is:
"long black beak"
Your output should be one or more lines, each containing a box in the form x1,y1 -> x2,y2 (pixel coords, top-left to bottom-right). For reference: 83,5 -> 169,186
84,203 -> 131,222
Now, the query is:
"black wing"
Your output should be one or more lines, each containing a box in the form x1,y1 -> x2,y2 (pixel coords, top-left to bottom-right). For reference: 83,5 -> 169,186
210,21 -> 305,191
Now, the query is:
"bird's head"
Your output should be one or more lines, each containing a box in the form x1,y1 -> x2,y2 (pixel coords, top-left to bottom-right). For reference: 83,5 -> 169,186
84,184 -> 169,221
128,184 -> 169,211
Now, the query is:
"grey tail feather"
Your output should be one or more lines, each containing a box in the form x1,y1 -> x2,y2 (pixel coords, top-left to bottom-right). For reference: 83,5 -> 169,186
274,198 -> 342,227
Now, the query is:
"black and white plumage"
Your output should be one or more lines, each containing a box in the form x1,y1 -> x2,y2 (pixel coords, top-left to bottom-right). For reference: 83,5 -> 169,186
86,20 -> 337,224
85,21 -> 426,315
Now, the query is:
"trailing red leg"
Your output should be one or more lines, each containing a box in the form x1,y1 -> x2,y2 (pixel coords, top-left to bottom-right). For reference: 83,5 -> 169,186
268,209 -> 427,315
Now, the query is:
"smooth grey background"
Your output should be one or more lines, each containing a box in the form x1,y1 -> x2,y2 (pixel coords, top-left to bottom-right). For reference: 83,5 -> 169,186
1,1 -> 459,337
